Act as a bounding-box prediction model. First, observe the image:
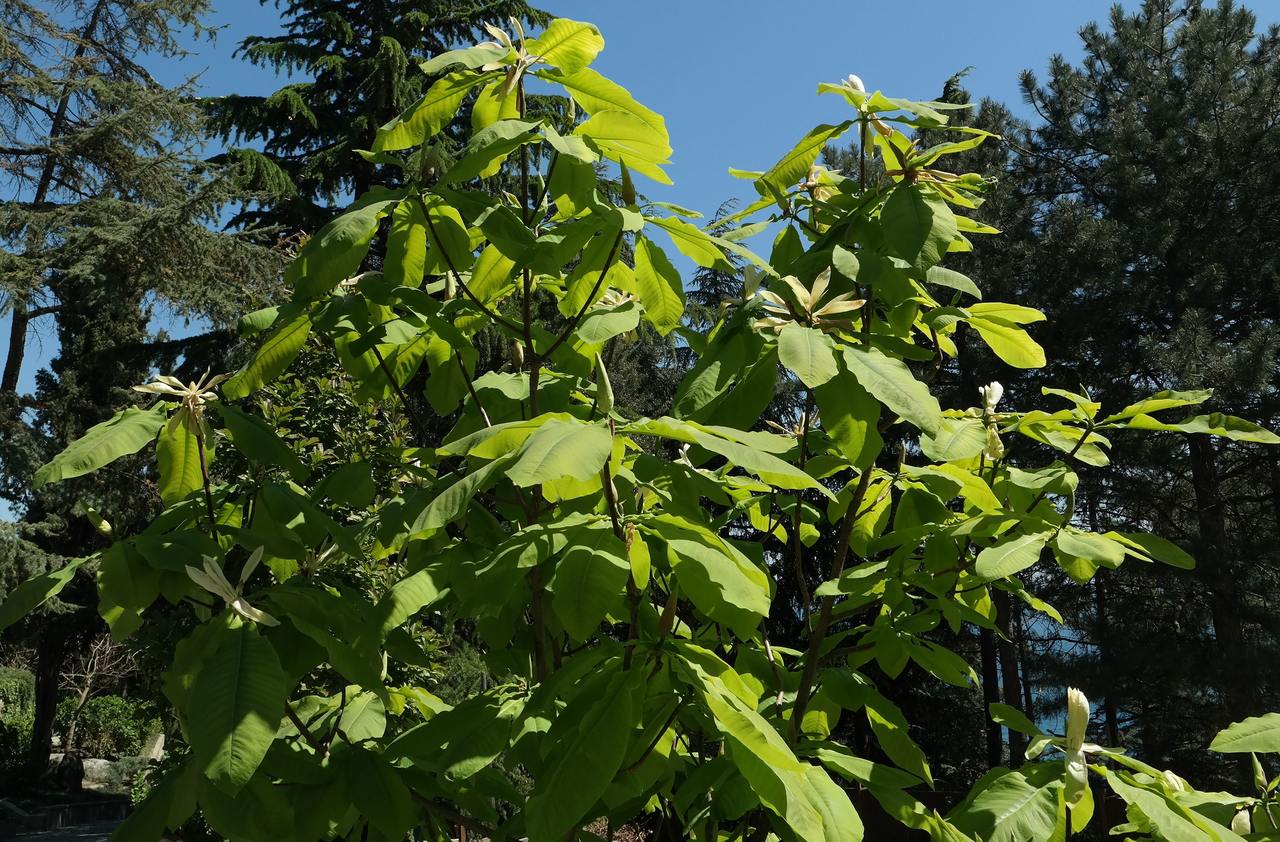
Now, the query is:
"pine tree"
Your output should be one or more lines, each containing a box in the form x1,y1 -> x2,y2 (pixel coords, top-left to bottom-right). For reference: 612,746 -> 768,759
0,0 -> 284,776
975,0 -> 1280,785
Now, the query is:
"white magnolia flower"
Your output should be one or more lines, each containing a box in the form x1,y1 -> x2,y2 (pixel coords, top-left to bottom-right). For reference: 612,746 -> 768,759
844,74 -> 866,93
133,370 -> 228,418
979,381 -> 1004,414
978,381 -> 1006,460
186,548 -> 279,626
1064,687 -> 1090,807
476,17 -> 541,91
1231,808 -> 1252,834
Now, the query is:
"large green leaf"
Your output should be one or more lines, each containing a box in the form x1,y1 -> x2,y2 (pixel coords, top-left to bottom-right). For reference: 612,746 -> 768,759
373,70 -> 484,151
188,620 -> 288,794
410,454 -> 516,533
778,323 -> 839,388
550,526 -> 630,641
968,316 -> 1046,369
920,415 -> 987,463
345,746 -> 416,839
372,568 -> 443,640
1112,532 -> 1195,569
286,189 -> 403,298
0,557 -> 87,633
109,760 -> 198,842
222,308 -> 312,400
156,409 -> 202,507
880,184 -> 958,270
857,683 -> 934,787
1123,412 -> 1280,443
574,300 -> 640,345
506,418 -> 612,488
648,516 -> 770,637
384,198 -> 427,287
545,66 -> 671,180
815,362 -> 883,469
1210,713 -> 1280,754
627,417 -> 828,495
386,687 -> 525,780
646,215 -> 731,269
97,543 -> 160,640
576,110 -> 672,182
34,405 -> 166,487
810,743 -> 923,791
1100,389 -> 1213,423
525,667 -> 642,841
443,119 -> 543,183
951,767 -> 1063,842
675,650 -> 850,841
527,18 -> 604,75
216,405 -> 309,482
757,121 -> 853,205
420,44 -> 510,75
974,533 -> 1049,581
632,234 -> 685,335
841,345 -> 942,435
1104,770 -> 1245,842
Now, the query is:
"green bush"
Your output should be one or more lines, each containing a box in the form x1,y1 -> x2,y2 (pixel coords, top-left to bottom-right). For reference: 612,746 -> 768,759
0,666 -> 34,721
0,666 -> 34,782
57,695 -> 160,759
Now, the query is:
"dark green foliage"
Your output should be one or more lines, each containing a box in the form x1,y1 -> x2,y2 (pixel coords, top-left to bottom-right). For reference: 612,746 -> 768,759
56,694 -> 160,759
1001,0 -> 1280,787
206,0 -> 550,230
0,664 -> 34,720
885,0 -> 1280,791
0,0 -> 285,779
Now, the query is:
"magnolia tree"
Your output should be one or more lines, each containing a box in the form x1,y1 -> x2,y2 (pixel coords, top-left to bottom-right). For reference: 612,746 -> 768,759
6,17 -> 1280,842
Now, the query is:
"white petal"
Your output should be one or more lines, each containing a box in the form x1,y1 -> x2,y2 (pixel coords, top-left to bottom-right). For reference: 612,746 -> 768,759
1064,748 -> 1088,806
239,546 -> 265,589
231,598 -> 280,627
1066,687 -> 1090,751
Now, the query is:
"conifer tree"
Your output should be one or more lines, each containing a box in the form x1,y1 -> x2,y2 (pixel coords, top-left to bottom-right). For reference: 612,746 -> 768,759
206,0 -> 549,231
0,0 -> 283,775
972,0 -> 1280,784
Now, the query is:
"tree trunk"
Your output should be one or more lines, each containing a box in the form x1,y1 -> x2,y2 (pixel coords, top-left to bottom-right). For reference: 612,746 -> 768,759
1,0 -> 108,393
994,589 -> 1026,761
1188,434 -> 1256,721
980,627 -> 1002,767
1095,571 -> 1121,747
27,623 -> 70,777
1087,492 -> 1122,747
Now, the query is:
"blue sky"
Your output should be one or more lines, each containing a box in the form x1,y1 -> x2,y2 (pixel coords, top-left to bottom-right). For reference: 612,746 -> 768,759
6,0 -> 1279,409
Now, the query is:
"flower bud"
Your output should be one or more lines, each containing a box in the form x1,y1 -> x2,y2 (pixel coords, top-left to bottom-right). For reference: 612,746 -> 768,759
1231,808 -> 1251,834
845,74 -> 866,93
1064,687 -> 1091,808
1066,687 -> 1089,752
983,424 -> 1005,461
594,353 -> 614,416
979,381 -> 1004,414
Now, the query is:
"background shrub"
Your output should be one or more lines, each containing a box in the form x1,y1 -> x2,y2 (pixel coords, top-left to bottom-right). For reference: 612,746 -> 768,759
56,695 -> 160,759
0,665 -> 34,721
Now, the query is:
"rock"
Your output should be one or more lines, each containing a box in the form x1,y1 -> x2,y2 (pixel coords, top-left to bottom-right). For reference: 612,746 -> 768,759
141,731 -> 164,760
81,758 -> 114,783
